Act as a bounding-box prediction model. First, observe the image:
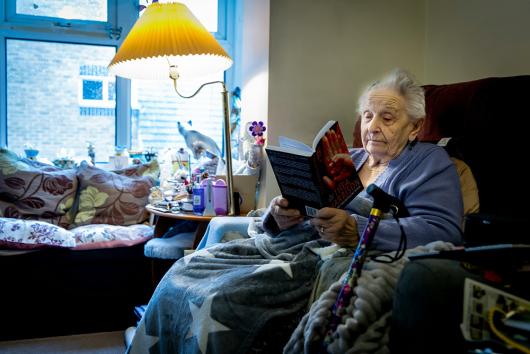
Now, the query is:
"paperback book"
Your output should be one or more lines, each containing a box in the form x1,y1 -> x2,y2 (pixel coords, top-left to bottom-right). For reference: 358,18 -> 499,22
265,120 -> 363,217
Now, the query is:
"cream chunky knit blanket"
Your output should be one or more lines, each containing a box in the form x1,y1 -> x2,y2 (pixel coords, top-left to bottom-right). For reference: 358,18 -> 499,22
284,241 -> 455,354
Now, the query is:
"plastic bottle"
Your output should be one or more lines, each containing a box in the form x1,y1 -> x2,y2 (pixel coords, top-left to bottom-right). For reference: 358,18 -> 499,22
202,178 -> 216,216
212,179 -> 227,215
192,175 -> 205,215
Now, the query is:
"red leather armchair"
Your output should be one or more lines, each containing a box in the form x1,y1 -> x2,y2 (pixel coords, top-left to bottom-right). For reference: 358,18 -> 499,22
354,75 -> 530,245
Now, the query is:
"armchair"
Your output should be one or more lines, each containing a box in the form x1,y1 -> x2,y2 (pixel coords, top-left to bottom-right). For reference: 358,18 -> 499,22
386,75 -> 530,354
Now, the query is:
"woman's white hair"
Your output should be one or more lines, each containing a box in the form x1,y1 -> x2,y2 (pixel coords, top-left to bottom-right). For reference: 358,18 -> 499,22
358,69 -> 426,122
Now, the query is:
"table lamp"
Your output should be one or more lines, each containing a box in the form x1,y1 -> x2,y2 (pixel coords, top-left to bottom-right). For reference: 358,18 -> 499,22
108,1 -> 235,215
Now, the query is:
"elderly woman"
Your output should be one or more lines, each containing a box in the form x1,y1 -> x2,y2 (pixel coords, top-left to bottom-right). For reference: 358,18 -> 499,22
127,69 -> 463,354
264,68 -> 463,251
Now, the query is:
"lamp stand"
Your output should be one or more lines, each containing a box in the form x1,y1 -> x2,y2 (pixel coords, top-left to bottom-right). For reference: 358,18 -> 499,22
170,69 -> 236,216
221,84 -> 236,216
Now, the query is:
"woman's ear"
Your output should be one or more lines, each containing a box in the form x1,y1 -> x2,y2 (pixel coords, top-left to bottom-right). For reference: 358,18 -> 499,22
409,118 -> 424,142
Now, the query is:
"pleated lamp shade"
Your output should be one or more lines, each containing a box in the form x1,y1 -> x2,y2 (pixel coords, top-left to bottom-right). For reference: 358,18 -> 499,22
108,2 -> 232,80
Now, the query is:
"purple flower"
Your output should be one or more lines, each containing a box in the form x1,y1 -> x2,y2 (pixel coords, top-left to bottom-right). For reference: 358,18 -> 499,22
248,121 -> 266,137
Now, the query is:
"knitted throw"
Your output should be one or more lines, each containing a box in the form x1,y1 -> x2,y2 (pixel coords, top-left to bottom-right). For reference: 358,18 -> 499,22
284,241 -> 455,354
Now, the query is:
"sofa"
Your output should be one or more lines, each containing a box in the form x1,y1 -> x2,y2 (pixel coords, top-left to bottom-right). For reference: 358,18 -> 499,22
0,149 -> 159,340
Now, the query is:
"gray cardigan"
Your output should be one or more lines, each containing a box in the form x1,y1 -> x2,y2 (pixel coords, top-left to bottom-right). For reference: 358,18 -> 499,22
264,142 -> 463,252
349,142 -> 463,251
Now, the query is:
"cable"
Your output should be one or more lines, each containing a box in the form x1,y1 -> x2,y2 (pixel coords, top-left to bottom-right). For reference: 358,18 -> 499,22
487,307 -> 530,354
371,212 -> 407,263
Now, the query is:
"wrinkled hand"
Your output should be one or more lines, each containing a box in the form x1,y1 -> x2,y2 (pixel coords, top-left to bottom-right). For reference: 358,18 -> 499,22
321,130 -> 354,190
268,196 -> 304,231
310,207 -> 359,247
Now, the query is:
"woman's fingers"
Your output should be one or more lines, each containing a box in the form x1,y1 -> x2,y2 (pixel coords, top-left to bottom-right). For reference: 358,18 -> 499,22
276,215 -> 304,229
270,196 -> 304,230
311,208 -> 359,247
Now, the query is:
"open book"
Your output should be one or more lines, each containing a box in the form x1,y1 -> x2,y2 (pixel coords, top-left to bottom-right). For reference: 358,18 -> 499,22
265,120 -> 363,217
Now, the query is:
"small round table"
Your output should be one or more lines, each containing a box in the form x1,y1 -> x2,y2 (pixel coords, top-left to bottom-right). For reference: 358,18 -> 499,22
146,204 -> 215,249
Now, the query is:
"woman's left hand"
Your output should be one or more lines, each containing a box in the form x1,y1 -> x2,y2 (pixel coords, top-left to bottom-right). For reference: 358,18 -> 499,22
310,208 -> 359,247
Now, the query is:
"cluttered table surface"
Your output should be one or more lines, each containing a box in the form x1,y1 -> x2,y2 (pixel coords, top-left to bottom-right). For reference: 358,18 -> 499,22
146,204 -> 215,222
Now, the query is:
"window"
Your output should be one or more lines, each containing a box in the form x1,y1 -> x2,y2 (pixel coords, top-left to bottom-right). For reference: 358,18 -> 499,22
83,80 -> 103,100
6,39 -> 116,161
14,0 -> 108,22
0,0 -> 237,165
79,65 -> 115,108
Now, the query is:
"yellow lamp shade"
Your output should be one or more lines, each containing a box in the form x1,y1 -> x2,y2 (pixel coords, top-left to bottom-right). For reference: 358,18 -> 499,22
108,2 -> 232,80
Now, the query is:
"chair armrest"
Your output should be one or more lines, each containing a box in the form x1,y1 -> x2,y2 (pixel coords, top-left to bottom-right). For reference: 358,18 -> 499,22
464,213 -> 526,247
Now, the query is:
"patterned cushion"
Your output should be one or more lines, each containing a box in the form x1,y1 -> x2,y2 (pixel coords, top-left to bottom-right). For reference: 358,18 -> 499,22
0,217 -> 76,249
70,224 -> 153,250
0,149 -> 78,228
72,161 -> 154,227
113,159 -> 160,182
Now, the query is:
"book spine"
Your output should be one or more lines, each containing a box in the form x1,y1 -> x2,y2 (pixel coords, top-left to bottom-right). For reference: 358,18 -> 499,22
310,155 -> 326,207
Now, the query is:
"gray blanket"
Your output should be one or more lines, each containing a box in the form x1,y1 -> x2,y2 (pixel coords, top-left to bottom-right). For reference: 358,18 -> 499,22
128,223 -> 329,354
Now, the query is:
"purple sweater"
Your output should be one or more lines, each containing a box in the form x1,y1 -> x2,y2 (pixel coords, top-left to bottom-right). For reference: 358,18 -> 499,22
264,142 -> 463,252
348,142 -> 463,251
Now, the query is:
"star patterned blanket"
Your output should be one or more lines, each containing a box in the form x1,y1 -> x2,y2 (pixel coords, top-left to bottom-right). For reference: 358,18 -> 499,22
127,222 -> 330,354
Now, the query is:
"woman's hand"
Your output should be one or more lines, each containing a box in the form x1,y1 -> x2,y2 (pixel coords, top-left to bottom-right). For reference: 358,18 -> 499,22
268,196 -> 304,231
310,208 -> 359,247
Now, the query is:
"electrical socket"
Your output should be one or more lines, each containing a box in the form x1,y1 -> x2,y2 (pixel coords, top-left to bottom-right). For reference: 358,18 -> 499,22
461,278 -> 530,342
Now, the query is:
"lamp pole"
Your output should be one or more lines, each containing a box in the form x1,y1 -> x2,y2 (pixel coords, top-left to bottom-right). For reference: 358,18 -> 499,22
170,68 -> 235,216
221,83 -> 236,216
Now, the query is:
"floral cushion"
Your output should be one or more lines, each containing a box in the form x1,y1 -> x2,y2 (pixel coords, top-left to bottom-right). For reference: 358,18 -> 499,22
72,161 -> 154,227
0,217 -> 76,249
0,149 -> 78,228
70,224 -> 153,250
113,159 -> 160,182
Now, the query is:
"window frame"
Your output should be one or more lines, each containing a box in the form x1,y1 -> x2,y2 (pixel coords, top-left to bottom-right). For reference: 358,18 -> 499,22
5,0 -> 118,35
0,0 -> 236,152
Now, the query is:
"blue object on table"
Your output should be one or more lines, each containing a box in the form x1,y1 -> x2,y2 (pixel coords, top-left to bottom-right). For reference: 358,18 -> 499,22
24,149 -> 39,159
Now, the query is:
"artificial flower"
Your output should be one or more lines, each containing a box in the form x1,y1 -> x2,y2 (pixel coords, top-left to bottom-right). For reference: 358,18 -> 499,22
248,121 -> 266,137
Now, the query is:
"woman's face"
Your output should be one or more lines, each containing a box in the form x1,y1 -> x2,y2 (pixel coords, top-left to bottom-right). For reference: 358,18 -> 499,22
360,88 -> 423,163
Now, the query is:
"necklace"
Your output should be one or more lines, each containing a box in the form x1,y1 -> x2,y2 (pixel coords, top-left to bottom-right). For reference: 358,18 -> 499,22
360,161 -> 388,186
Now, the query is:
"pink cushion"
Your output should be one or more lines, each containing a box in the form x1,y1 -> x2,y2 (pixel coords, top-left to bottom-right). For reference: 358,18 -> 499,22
0,217 -> 76,249
70,224 -> 153,250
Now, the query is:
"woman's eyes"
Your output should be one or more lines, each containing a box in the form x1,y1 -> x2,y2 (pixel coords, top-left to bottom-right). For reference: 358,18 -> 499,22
363,112 -> 394,121
363,112 -> 374,120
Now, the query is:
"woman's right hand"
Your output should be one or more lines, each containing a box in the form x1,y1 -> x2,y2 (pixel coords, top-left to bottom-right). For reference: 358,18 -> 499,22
268,196 -> 304,230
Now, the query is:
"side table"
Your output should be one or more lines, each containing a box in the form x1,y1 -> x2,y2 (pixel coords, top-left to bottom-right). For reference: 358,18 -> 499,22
146,204 -> 215,249
144,205 -> 216,289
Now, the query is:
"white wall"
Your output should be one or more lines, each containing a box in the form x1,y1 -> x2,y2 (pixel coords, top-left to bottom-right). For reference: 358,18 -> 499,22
264,0 -> 425,203
424,0 -> 530,84
239,0 -> 270,208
